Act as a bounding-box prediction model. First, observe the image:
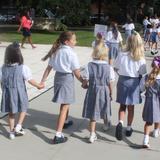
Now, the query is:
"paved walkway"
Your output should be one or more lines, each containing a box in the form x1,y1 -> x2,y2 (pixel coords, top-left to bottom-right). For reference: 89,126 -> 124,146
0,42 -> 160,160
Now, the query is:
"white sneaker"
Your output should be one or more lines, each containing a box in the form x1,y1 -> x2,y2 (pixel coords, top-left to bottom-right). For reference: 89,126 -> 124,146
9,132 -> 15,140
15,127 -> 25,136
143,141 -> 150,148
152,129 -> 160,138
89,133 -> 97,143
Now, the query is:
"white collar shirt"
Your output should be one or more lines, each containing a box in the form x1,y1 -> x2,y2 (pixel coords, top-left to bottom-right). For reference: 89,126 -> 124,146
48,45 -> 80,73
114,51 -> 147,77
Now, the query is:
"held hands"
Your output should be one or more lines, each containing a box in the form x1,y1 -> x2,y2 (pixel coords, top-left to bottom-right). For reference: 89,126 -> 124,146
81,79 -> 89,89
37,82 -> 45,90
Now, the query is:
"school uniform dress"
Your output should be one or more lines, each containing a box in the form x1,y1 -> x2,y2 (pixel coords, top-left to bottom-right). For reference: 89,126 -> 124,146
142,75 -> 160,123
82,60 -> 115,121
122,23 -> 135,40
0,64 -> 32,113
114,52 -> 147,105
48,45 -> 80,104
150,28 -> 158,43
105,31 -> 122,60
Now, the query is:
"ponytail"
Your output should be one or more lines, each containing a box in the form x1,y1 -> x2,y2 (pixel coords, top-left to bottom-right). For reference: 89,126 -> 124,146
42,38 -> 61,61
42,31 -> 75,61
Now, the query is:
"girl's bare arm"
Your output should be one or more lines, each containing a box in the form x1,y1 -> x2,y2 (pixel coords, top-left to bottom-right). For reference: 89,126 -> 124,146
40,65 -> 52,84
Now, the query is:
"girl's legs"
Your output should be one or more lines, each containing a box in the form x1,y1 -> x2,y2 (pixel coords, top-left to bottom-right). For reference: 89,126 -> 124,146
126,105 -> 134,136
8,113 -> 16,139
15,112 -> 26,135
21,36 -> 27,48
56,104 -> 69,132
63,109 -> 73,129
115,104 -> 127,140
53,104 -> 69,144
143,122 -> 152,148
8,113 -> 15,132
27,36 -> 36,48
89,120 -> 97,143
109,58 -> 113,65
118,104 -> 127,124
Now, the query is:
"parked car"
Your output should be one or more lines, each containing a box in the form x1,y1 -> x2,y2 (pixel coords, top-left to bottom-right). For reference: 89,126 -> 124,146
90,13 -> 107,24
0,15 -> 7,22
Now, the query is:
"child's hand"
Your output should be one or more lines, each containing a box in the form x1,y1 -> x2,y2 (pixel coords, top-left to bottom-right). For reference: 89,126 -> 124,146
81,79 -> 88,89
37,82 -> 45,90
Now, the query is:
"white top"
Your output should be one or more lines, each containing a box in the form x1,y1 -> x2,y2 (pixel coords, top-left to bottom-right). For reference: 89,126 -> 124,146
48,45 -> 80,73
105,31 -> 123,43
114,51 -> 147,77
150,18 -> 159,25
80,60 -> 115,81
122,23 -> 135,31
0,64 -> 32,81
143,19 -> 151,26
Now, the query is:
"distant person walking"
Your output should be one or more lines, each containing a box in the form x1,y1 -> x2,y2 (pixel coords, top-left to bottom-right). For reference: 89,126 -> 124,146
0,42 -> 43,140
122,18 -> 135,42
40,31 -> 83,144
17,10 -> 36,49
105,21 -> 123,65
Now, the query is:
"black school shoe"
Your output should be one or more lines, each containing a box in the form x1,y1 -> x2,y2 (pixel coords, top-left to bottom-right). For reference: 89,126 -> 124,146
52,136 -> 68,144
126,128 -> 133,137
63,120 -> 73,129
115,122 -> 123,141
151,51 -> 155,55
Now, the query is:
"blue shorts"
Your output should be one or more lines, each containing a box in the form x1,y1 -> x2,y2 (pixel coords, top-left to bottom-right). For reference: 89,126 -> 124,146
22,28 -> 31,37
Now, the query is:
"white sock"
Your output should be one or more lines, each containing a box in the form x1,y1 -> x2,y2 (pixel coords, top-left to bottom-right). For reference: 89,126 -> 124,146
56,132 -> 63,138
126,125 -> 132,131
119,120 -> 123,126
90,132 -> 96,136
143,134 -> 149,144
15,124 -> 22,131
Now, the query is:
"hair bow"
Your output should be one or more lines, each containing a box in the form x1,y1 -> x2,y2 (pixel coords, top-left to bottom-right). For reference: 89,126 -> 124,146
152,56 -> 160,67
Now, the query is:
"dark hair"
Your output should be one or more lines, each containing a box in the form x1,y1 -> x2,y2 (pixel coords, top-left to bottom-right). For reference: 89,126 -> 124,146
21,9 -> 30,19
4,42 -> 24,65
127,18 -> 133,24
42,31 -> 75,61
111,21 -> 118,40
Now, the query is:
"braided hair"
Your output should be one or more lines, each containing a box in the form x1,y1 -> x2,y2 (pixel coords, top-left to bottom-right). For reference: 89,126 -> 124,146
146,56 -> 160,87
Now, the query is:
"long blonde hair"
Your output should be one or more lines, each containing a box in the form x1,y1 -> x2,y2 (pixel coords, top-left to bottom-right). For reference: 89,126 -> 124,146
42,31 -> 75,61
92,42 -> 108,61
125,31 -> 144,61
146,56 -> 160,87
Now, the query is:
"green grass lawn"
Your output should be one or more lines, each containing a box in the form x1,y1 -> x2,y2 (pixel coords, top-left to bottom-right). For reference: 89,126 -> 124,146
0,30 -> 95,47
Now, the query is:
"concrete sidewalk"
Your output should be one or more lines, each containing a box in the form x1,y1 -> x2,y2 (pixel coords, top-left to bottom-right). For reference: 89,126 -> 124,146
0,42 -> 160,160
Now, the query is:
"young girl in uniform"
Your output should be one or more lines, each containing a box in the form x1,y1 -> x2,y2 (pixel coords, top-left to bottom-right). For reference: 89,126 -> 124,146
114,31 -> 147,141
81,42 -> 115,143
105,21 -> 123,65
0,42 -> 43,140
142,56 -> 160,148
122,18 -> 135,42
40,31 -> 82,144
